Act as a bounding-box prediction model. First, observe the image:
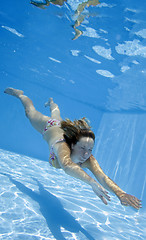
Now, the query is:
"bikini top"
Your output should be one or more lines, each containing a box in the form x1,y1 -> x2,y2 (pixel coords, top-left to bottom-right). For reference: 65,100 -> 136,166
49,138 -> 65,167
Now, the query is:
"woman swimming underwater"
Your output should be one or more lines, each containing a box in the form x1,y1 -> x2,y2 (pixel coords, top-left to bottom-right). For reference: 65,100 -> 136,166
4,87 -> 142,209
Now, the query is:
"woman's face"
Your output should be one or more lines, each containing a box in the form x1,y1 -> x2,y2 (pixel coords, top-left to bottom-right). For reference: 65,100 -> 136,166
71,137 -> 94,163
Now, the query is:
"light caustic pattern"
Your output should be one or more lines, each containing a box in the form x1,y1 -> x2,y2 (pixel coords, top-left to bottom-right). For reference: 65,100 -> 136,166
0,149 -> 145,240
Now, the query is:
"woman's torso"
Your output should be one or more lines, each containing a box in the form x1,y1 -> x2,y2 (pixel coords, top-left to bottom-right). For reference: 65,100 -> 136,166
43,119 -> 86,169
43,119 -> 65,168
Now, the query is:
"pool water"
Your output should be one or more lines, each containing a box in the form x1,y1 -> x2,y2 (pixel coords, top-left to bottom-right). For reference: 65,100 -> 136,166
0,149 -> 145,240
0,0 -> 146,239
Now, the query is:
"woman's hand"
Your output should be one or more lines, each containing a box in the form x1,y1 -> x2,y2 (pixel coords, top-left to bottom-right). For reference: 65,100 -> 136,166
118,192 -> 142,210
91,181 -> 111,205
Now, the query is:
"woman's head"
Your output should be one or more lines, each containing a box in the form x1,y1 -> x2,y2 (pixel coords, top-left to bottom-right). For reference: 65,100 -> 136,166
61,118 -> 95,161
71,136 -> 94,163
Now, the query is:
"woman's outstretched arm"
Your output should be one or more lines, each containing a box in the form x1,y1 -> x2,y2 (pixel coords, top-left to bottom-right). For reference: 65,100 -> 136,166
84,155 -> 142,210
54,142 -> 111,205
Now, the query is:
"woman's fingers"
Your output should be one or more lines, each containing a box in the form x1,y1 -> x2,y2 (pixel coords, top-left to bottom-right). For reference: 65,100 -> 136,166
128,197 -> 142,209
99,195 -> 108,205
120,193 -> 142,210
100,188 -> 111,201
91,182 -> 110,204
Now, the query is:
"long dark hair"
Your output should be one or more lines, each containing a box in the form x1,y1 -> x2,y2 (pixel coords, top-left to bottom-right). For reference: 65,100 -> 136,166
61,117 -> 95,149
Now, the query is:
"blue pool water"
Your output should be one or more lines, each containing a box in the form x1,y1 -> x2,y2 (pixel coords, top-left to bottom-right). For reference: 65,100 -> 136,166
0,0 -> 146,239
0,149 -> 145,240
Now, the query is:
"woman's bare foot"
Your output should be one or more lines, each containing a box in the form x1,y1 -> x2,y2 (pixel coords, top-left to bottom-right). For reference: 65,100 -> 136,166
4,88 -> 24,98
44,97 -> 53,107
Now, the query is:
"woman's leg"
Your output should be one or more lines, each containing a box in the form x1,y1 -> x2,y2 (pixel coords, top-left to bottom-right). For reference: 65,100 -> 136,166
4,88 -> 50,134
45,97 -> 62,120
